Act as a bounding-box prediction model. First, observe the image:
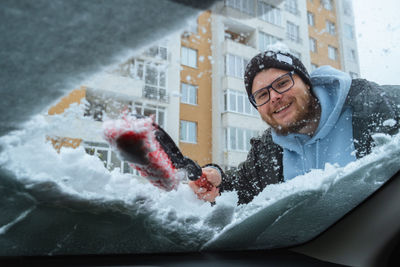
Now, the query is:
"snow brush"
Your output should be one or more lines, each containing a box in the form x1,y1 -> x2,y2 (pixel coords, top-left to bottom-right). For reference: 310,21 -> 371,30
103,114 -> 213,191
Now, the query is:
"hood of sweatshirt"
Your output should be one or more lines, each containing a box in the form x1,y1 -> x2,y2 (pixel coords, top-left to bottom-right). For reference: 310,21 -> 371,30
271,66 -> 356,180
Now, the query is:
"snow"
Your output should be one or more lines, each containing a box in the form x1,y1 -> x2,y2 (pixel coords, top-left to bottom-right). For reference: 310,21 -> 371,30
264,42 -> 291,55
383,118 -> 397,127
0,103 -> 399,252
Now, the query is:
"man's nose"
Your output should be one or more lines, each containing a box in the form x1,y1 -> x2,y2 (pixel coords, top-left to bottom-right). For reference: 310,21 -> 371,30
269,89 -> 281,103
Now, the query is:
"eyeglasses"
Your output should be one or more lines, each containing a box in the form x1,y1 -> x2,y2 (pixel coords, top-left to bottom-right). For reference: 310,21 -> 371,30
250,71 -> 295,107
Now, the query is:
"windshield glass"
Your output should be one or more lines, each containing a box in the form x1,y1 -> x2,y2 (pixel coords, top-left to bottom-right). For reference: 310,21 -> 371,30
1,0 -> 399,256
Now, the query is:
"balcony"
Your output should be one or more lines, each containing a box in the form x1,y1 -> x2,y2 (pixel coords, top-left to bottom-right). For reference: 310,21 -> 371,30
223,39 -> 258,60
223,19 -> 257,52
285,4 -> 300,16
143,45 -> 168,61
83,73 -> 143,98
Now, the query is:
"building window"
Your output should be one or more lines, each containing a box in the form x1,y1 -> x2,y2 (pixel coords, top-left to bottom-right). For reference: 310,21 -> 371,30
349,72 -> 359,78
130,59 -> 166,83
344,24 -> 354,39
307,12 -> 315,26
224,29 -> 250,45
225,127 -> 258,152
321,0 -> 333,11
183,18 -> 198,36
225,0 -> 255,15
181,83 -> 197,105
143,64 -> 167,102
259,32 -> 280,51
258,2 -> 281,26
290,50 -> 302,60
181,46 -> 198,68
285,0 -> 299,15
224,89 -> 259,116
180,120 -> 197,143
349,49 -> 357,62
84,99 -> 105,121
225,54 -> 248,79
144,42 -> 168,60
129,59 -> 168,102
343,0 -> 352,16
326,20 -> 336,35
311,63 -> 319,71
287,21 -> 301,43
83,141 -> 138,175
309,37 -> 317,53
328,45 -> 338,60
134,102 -> 166,128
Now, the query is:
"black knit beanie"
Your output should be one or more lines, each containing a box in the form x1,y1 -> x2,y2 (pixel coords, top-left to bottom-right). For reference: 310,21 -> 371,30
244,50 -> 311,107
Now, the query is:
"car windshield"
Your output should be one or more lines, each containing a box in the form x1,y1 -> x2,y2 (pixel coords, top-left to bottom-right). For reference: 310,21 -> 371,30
0,0 -> 399,256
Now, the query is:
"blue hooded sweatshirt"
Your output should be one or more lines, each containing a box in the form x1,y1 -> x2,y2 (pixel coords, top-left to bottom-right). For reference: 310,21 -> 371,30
271,66 -> 357,181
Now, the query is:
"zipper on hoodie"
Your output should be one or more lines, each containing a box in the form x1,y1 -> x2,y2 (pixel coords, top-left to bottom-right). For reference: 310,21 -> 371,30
295,136 -> 307,173
316,139 -> 320,169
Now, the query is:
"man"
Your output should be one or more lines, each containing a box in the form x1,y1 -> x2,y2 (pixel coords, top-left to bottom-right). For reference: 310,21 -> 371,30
189,50 -> 400,204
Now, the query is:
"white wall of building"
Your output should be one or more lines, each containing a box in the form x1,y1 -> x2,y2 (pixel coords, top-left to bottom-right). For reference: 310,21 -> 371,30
84,73 -> 143,98
211,10 -> 227,166
336,0 -> 361,77
164,33 -> 182,144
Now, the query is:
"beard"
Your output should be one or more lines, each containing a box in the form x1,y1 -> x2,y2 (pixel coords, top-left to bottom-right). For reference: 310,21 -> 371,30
263,95 -> 321,136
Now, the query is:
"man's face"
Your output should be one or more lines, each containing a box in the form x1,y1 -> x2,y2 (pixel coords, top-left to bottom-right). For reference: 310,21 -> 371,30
252,68 -> 318,135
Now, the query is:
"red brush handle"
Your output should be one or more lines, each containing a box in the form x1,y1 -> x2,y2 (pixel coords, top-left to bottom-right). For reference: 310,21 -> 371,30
194,173 -> 214,191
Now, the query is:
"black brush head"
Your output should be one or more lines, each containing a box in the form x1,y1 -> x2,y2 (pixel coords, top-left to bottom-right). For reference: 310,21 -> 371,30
116,133 -> 149,166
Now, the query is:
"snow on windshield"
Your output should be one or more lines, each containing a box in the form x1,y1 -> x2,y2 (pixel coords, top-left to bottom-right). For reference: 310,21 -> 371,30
0,101 -> 399,255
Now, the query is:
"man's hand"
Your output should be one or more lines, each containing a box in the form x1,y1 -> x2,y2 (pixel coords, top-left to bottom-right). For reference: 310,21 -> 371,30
189,167 -> 222,202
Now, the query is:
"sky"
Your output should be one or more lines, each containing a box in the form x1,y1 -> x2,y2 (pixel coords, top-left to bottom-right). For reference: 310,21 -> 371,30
353,0 -> 400,85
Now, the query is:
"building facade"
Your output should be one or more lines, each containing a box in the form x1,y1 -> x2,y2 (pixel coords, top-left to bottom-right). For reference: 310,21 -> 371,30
179,11 -> 213,166
335,0 -> 360,78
